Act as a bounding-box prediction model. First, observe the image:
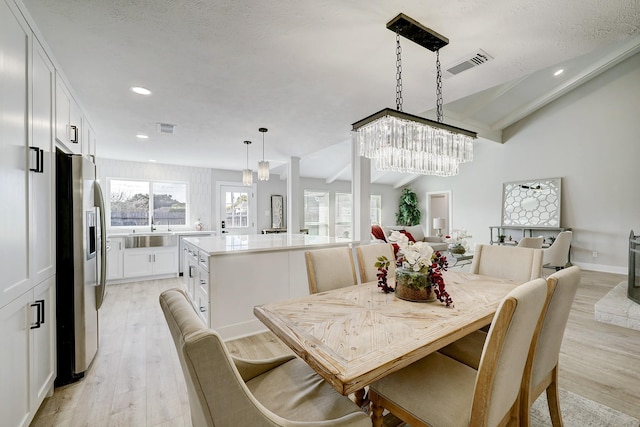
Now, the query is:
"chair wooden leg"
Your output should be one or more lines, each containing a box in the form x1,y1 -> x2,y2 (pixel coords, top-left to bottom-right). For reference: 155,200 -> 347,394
370,391 -> 384,427
546,368 -> 564,427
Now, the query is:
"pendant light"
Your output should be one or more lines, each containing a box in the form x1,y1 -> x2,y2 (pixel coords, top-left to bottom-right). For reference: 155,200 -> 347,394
258,127 -> 270,181
352,13 -> 477,177
242,140 -> 253,186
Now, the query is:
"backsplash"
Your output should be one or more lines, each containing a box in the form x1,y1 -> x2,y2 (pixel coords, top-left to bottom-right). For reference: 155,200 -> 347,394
96,158 -> 212,231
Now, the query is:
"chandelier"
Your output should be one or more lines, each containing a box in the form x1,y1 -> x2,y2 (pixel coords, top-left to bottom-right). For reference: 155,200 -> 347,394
242,140 -> 253,186
352,13 -> 477,177
258,127 -> 269,181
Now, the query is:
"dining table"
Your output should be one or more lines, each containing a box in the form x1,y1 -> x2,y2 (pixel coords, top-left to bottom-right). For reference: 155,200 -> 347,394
253,270 -> 521,401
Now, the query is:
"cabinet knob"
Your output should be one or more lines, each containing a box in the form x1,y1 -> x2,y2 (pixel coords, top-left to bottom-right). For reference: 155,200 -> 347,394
199,306 -> 206,313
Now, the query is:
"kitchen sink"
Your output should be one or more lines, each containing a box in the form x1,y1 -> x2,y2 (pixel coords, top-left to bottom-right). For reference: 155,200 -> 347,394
125,233 -> 177,248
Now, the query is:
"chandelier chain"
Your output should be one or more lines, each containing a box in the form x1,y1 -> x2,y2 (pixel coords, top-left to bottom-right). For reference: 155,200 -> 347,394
436,49 -> 443,123
395,31 -> 403,112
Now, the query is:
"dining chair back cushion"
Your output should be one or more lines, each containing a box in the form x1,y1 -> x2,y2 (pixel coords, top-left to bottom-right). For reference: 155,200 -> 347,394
528,266 -> 581,395
306,246 -> 357,294
475,277 -> 549,426
518,236 -> 544,249
470,244 -> 543,282
543,231 -> 573,269
160,288 -> 371,427
356,243 -> 396,283
369,277 -> 549,427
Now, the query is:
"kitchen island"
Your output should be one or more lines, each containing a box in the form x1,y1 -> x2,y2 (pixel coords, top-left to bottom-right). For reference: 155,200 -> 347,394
182,234 -> 356,339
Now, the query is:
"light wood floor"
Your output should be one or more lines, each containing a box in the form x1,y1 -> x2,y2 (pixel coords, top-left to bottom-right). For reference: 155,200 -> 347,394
31,270 -> 640,426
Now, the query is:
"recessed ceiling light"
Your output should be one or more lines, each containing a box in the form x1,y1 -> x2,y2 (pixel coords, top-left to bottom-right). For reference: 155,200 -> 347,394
136,134 -> 149,139
149,159 -> 157,162
554,69 -> 564,77
131,86 -> 152,95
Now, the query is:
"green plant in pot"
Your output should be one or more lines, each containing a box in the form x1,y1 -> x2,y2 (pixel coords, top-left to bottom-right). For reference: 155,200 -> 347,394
396,188 -> 421,226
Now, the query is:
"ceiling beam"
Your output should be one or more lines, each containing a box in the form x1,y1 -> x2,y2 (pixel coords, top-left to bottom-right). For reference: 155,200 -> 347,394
492,36 -> 640,130
326,164 -> 350,184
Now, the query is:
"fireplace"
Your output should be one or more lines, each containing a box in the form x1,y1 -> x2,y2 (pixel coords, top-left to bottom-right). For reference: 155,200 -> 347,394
629,230 -> 640,304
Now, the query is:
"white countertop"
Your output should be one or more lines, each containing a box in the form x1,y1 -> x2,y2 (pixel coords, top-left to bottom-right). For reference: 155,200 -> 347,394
107,230 -> 215,238
184,234 -> 356,256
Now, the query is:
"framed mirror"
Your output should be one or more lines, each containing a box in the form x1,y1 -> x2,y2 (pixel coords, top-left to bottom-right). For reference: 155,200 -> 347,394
502,177 -> 561,226
271,195 -> 284,228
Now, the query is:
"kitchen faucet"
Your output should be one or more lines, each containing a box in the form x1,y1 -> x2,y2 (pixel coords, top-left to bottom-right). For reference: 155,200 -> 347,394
151,216 -> 156,232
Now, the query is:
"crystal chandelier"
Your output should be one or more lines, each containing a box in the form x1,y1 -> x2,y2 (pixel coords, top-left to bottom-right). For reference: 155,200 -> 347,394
242,140 -> 253,186
258,127 -> 269,181
352,13 -> 477,177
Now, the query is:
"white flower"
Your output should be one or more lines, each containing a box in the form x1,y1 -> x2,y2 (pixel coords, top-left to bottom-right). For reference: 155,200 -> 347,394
389,231 -> 435,272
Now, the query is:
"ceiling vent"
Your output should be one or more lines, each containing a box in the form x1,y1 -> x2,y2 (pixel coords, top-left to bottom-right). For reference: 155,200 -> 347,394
443,49 -> 493,77
156,123 -> 176,134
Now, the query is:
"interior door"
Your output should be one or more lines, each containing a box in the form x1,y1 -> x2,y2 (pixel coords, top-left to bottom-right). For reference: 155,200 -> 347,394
219,184 -> 256,235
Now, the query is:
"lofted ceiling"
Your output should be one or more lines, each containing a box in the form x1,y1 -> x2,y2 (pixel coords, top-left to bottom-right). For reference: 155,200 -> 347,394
19,0 -> 640,187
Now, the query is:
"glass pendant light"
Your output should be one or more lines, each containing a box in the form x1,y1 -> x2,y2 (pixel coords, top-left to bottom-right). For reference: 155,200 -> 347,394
352,13 -> 477,177
242,140 -> 253,186
258,127 -> 269,181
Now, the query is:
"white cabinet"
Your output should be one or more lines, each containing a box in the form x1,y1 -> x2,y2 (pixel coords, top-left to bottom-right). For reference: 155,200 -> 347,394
84,120 -> 97,159
55,73 -> 82,154
0,0 -> 30,309
123,247 -> 178,278
29,277 -> 56,410
1,4 -> 56,425
107,237 -> 124,280
0,277 -> 55,427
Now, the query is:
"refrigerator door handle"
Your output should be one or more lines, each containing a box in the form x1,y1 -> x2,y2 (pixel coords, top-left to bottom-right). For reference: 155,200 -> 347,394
94,180 -> 108,309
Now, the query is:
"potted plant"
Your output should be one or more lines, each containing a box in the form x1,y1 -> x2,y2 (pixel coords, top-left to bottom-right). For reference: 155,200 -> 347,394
396,188 -> 421,226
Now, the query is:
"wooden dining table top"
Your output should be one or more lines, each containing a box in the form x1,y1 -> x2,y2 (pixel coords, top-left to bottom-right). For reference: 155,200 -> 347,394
253,271 -> 520,396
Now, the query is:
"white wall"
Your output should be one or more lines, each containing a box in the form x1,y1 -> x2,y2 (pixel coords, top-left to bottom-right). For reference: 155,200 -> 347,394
411,51 -> 640,273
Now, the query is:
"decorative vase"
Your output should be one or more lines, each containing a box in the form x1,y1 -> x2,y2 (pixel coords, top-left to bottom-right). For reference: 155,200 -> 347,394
395,268 -> 436,302
448,243 -> 466,255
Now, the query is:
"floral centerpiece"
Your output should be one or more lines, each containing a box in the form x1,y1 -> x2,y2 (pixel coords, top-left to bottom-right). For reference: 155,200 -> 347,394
445,228 -> 472,255
377,231 -> 453,306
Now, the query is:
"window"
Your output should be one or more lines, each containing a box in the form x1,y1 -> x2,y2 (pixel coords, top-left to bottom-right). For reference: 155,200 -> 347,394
370,194 -> 382,225
304,191 -> 329,236
335,192 -> 352,238
109,179 -> 187,228
225,189 -> 249,228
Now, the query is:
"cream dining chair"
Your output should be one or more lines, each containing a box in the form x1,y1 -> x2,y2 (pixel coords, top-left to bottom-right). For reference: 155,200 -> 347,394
470,243 -> 544,282
159,288 -> 371,427
368,277 -> 551,427
543,231 -> 573,271
355,243 -> 396,284
305,246 -> 357,294
438,266 -> 581,427
518,236 -> 544,249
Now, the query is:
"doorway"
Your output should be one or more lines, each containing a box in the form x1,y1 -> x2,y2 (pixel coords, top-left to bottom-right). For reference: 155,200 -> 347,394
217,183 -> 257,235
426,191 -> 452,237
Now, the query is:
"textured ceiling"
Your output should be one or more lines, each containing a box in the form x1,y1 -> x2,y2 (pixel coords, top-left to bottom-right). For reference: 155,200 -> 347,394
20,0 -> 640,185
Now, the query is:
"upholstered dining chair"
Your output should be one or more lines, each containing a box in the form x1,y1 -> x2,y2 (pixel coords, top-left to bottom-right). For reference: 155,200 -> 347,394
470,244 -> 544,282
543,231 -> 573,271
438,266 -> 581,427
518,236 -> 544,249
356,243 -> 396,284
305,246 -> 358,294
368,277 -> 551,427
159,288 -> 371,427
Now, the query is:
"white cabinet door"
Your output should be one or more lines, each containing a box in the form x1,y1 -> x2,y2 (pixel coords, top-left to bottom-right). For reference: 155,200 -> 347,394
0,291 -> 31,427
30,38 -> 56,285
0,0 -> 30,309
107,238 -> 124,280
123,250 -> 154,277
152,248 -> 177,275
30,277 -> 56,407
196,268 -> 209,325
84,120 -> 97,159
54,75 -> 82,154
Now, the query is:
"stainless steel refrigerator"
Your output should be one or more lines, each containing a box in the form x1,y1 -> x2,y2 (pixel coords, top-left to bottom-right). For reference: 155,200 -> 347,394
55,150 -> 107,386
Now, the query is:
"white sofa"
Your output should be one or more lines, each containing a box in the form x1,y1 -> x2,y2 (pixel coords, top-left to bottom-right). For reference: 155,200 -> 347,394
374,225 -> 448,252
